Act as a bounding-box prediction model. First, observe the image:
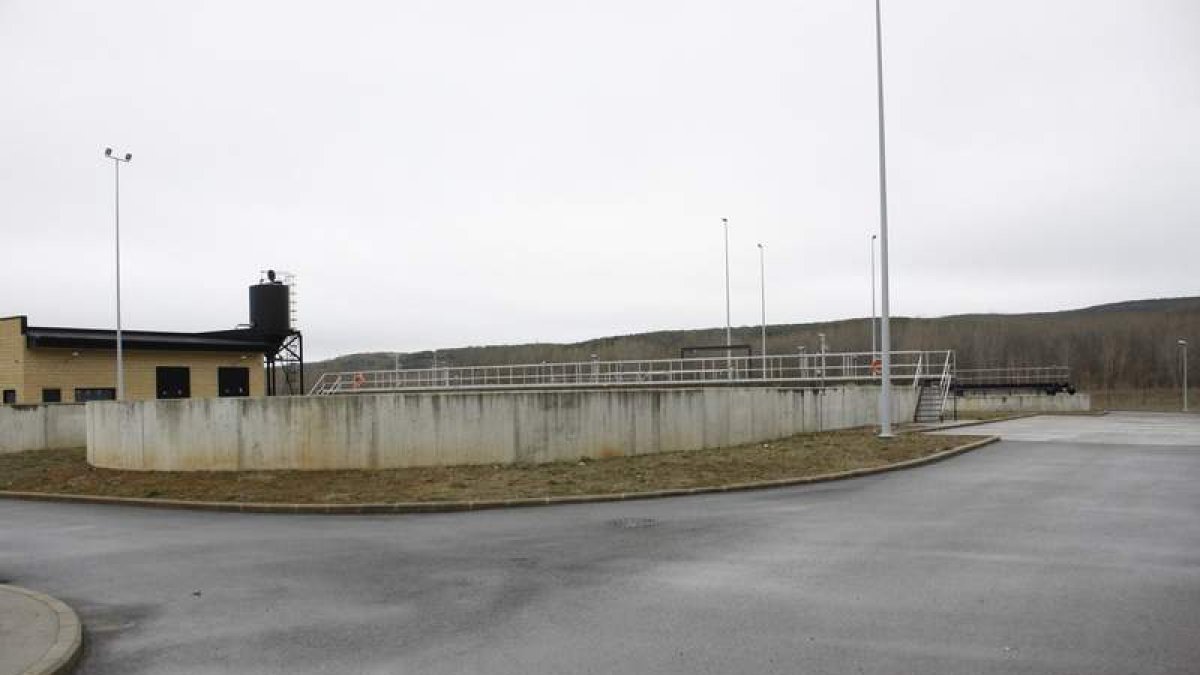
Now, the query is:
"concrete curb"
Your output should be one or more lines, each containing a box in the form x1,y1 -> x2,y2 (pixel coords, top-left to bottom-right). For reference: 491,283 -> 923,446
919,414 -> 1037,432
927,410 -> 1108,433
0,585 -> 82,675
0,436 -> 999,515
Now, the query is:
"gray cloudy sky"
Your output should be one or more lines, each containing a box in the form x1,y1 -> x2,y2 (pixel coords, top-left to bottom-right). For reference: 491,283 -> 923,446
2,1 -> 1198,359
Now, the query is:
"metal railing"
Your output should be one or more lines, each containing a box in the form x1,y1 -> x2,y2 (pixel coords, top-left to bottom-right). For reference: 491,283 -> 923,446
953,366 -> 1070,388
935,350 -> 956,417
309,350 -> 954,395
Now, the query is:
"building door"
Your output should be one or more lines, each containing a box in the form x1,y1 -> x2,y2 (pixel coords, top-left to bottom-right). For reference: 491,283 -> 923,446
156,366 -> 191,399
218,367 -> 250,397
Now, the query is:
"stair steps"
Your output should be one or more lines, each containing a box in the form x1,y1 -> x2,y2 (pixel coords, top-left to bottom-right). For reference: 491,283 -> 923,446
914,383 -> 943,423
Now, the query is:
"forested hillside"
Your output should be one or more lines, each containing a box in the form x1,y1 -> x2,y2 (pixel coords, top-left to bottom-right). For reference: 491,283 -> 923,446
304,297 -> 1200,393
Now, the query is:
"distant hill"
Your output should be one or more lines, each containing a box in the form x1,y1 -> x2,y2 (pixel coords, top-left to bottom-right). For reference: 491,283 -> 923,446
300,296 -> 1200,393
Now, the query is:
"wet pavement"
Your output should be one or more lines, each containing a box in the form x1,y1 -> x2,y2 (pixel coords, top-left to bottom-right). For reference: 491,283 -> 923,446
2,412 -> 1198,674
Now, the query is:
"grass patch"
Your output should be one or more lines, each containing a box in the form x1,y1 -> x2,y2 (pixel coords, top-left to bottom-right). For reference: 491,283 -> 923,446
1089,388 -> 1192,413
0,429 -> 982,504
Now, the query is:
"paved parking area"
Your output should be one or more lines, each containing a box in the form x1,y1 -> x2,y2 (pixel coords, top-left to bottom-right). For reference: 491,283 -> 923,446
1,412 -> 1198,674
934,411 -> 1200,445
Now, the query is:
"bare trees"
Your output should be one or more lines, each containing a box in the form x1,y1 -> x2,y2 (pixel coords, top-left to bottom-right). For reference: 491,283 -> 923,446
306,298 -> 1200,393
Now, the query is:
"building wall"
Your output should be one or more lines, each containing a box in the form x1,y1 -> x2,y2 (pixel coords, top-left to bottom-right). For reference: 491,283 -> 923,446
87,386 -> 919,471
21,348 -> 265,402
0,318 -> 24,402
0,317 -> 265,403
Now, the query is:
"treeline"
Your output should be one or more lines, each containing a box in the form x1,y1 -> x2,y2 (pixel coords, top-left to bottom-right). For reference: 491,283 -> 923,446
301,297 -> 1200,393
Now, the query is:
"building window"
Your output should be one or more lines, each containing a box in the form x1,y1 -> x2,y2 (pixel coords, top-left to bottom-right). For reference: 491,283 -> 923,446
2,390 -> 14,405
75,388 -> 116,402
218,367 -> 251,397
41,389 -> 62,403
156,366 -> 191,399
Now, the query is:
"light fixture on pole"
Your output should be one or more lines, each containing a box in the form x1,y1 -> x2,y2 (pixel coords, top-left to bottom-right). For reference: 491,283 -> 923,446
757,243 -> 767,378
872,0 -> 894,438
723,218 -> 732,377
1179,339 -> 1189,412
103,147 -> 132,401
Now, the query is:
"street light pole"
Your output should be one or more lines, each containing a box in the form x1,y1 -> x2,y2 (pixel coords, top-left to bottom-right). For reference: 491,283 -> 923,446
870,233 -> 878,356
723,218 -> 732,377
758,243 -> 766,378
1179,339 -> 1189,412
873,0 -> 894,438
104,147 -> 132,401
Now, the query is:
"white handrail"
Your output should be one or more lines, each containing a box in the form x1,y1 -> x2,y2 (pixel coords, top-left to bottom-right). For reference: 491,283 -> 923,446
937,351 -> 954,419
309,350 -> 956,396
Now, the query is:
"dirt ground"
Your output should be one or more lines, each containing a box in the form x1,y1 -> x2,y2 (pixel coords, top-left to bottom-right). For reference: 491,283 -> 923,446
0,429 -> 980,504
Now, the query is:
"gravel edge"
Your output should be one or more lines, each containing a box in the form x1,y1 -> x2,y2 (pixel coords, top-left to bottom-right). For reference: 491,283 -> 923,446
0,436 -> 999,515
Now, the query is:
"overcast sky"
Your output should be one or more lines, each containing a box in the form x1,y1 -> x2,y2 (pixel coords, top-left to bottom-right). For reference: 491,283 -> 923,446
2,1 -> 1197,359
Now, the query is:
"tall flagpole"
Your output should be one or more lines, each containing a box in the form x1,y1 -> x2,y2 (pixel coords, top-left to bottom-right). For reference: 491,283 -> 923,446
874,0 -> 894,437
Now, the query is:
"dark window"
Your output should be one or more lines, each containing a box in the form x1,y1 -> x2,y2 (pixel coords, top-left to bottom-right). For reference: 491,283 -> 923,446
75,388 -> 116,402
41,388 -> 62,403
218,367 -> 251,397
2,389 -> 14,405
155,366 -> 191,399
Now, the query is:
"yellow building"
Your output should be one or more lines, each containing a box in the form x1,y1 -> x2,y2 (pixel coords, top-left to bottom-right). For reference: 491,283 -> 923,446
0,315 -> 272,404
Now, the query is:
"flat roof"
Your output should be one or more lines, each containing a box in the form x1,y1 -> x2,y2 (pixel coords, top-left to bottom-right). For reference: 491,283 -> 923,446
5,317 -> 278,353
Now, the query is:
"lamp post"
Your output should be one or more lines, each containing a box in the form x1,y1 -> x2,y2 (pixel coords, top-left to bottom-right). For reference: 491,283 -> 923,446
757,243 -> 767,378
104,147 -> 132,401
818,333 -> 827,387
873,0 -> 894,437
1179,339 -> 1189,412
817,333 -> 827,431
723,218 -> 732,377
870,233 -> 878,356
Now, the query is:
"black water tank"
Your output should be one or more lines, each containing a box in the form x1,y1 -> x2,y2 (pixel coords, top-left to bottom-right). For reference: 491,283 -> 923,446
249,281 -> 290,337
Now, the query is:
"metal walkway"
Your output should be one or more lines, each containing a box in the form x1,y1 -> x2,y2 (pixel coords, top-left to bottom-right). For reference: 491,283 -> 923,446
309,349 -> 955,395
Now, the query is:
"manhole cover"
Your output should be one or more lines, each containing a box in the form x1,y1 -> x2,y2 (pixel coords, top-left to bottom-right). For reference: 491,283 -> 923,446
608,517 -> 658,529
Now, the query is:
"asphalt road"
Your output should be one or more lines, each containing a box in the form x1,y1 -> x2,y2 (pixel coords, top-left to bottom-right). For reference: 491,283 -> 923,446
2,412 -> 1198,674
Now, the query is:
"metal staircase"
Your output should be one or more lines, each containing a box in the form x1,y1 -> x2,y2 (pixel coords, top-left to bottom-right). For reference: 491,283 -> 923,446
913,350 -> 955,423
914,385 -> 944,423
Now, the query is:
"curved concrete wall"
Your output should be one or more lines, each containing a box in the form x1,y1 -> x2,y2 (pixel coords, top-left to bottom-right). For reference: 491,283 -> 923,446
951,392 -> 1091,415
0,404 -> 86,454
87,386 -> 917,472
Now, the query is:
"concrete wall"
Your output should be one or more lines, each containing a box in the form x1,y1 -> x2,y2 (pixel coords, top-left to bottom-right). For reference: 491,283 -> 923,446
88,386 -> 917,472
951,392 -> 1091,415
0,403 -> 87,454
